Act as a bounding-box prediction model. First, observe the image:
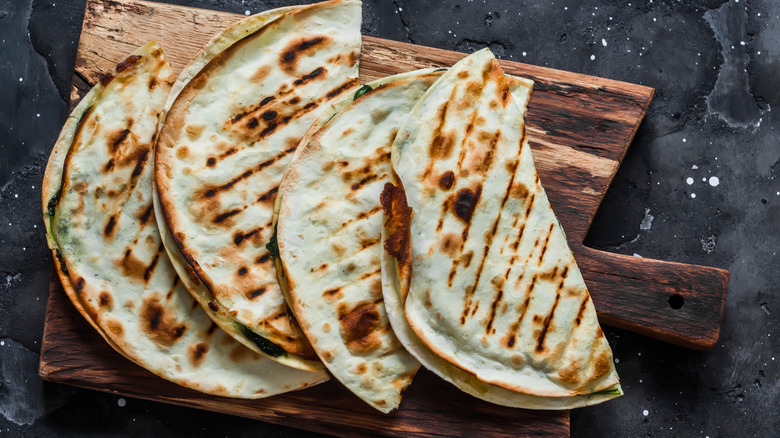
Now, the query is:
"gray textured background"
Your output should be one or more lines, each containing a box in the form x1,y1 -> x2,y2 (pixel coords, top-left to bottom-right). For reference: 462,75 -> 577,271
0,0 -> 778,436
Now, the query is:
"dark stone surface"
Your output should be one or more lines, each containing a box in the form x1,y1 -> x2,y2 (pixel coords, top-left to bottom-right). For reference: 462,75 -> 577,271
0,0 -> 777,436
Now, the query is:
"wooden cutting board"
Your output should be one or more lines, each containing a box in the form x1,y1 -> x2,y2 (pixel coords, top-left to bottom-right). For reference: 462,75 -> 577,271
39,0 -> 730,437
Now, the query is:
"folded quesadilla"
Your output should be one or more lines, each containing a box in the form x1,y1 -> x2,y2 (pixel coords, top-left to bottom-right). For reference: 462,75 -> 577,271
154,0 -> 362,372
275,70 -> 442,412
383,49 -> 621,406
42,42 -> 326,398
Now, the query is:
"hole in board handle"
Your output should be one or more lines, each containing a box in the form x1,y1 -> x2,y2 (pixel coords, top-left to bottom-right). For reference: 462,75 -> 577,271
668,294 -> 685,309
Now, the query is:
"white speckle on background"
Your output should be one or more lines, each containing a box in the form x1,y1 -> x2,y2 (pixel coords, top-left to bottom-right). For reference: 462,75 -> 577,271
601,38 -> 607,46
244,10 -> 250,15
740,41 -> 745,46
643,409 -> 649,416
691,193 -> 697,198
692,164 -> 698,169
701,236 -> 716,254
522,51 -> 527,57
633,253 -> 643,258
18,78 -> 23,82
709,176 -> 720,187
686,177 -> 694,185
614,358 -> 620,364
640,208 -> 654,230
117,398 -> 126,407
682,138 -> 687,142
590,54 -> 596,60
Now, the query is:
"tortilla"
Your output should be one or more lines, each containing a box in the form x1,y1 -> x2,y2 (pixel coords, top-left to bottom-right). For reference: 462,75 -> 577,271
154,0 -> 362,372
386,49 -> 621,402
275,70 -> 446,412
42,42 -> 327,398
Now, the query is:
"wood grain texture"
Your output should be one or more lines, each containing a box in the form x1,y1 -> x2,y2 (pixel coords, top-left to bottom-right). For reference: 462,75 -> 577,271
40,0 -> 730,435
40,273 -> 569,437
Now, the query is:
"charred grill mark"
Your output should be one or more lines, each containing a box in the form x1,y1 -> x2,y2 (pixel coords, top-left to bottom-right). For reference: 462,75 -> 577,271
575,294 -> 590,326
485,289 -> 503,335
206,157 -> 216,166
213,208 -> 242,224
109,129 -> 130,153
452,185 -> 482,223
116,54 -> 142,73
280,36 -> 328,73
358,268 -> 381,282
255,253 -> 271,264
131,150 -> 149,178
257,186 -> 279,203
234,227 -> 262,246
351,174 -> 378,191
104,215 -> 117,237
238,267 -> 248,276
438,170 -> 455,190
422,86 -> 458,180
537,223 -> 555,267
103,159 -> 114,172
524,193 -> 536,219
75,277 -> 86,294
326,77 -> 360,100
231,96 -> 276,124
323,287 -> 341,297
246,287 -> 266,299
336,206 -> 383,233
203,146 -> 297,200
143,248 -> 162,282
207,322 -> 218,335
138,204 -> 153,225
293,67 -> 326,86
536,287 -> 562,353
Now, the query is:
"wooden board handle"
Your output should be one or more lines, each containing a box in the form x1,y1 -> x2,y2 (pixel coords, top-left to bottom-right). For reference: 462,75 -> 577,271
576,246 -> 729,351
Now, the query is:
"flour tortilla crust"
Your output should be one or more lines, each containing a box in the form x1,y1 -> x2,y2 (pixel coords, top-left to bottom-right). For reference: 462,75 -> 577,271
389,49 -> 621,400
154,0 -> 362,372
42,42 -> 327,398
275,70 -> 447,413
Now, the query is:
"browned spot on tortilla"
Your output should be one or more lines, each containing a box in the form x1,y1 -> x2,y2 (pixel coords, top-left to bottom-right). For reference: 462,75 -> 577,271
245,287 -> 267,300
237,267 -> 248,276
423,289 -> 433,308
137,204 -> 153,225
326,77 -> 360,99
140,295 -> 187,347
321,350 -> 334,363
538,266 -> 560,282
430,131 -> 456,159
234,227 -> 262,246
255,253 -> 271,264
143,247 -> 162,282
575,294 -> 590,326
323,287 -> 342,300
279,36 -> 330,73
450,185 -> 482,223
176,146 -> 189,159
99,291 -> 113,309
118,249 -> 147,282
457,70 -> 469,79
355,363 -> 368,374
537,223 -> 556,267
251,65 -> 271,83
535,289 -> 561,353
510,183 -> 529,200
188,342 -> 209,367
229,343 -> 256,363
438,170 -> 455,190
592,348 -> 612,380
108,128 -> 130,154
106,318 -> 124,337
257,186 -> 279,203
338,300 -> 382,355
116,54 -> 142,73
331,242 -> 346,256
206,157 -> 216,167
558,359 -> 583,386
103,215 -> 117,238
440,233 -> 462,257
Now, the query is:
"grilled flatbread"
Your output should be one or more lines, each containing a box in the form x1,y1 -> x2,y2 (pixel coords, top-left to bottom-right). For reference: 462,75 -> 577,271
385,49 -> 621,403
275,70 -> 442,412
42,42 -> 326,398
154,0 -> 362,372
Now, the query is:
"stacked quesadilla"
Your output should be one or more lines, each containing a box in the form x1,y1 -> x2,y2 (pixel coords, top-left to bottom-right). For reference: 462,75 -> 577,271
381,49 -> 622,408
43,0 -> 622,411
42,42 -> 326,398
154,0 -> 362,372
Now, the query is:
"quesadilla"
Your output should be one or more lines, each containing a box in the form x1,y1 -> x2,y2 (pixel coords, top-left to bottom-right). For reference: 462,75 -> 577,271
42,42 -> 326,398
384,49 -> 621,405
154,0 -> 362,372
274,70 -> 441,412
